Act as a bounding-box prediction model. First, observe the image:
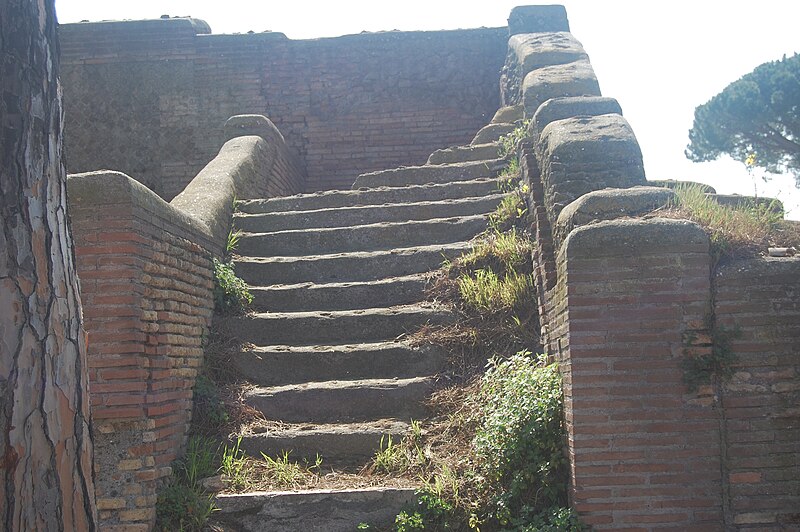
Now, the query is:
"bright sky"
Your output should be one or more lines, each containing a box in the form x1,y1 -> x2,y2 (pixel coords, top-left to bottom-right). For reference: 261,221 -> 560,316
55,0 -> 800,219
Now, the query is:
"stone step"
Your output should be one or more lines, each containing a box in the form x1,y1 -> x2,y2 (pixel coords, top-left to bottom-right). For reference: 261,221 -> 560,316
237,214 -> 487,257
239,177 -> 505,214
245,376 -> 434,423
223,305 -> 453,346
235,241 -> 472,285
232,341 -> 445,386
235,193 -> 506,232
250,274 -> 428,312
213,487 -> 417,532
239,419 -> 409,465
352,158 -> 506,189
427,142 -> 502,165
472,123 -> 515,145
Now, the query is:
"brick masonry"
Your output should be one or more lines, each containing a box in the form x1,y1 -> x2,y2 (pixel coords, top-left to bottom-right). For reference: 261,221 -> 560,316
59,18 -> 507,197
715,258 -> 800,530
68,172 -> 215,529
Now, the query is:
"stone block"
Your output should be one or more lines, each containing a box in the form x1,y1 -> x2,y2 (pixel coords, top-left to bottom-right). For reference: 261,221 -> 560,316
522,59 -> 601,117
491,105 -> 524,124
531,96 -> 622,137
538,114 -> 644,171
562,217 -> 710,260
471,123 -> 516,145
555,186 -> 675,247
508,5 -> 570,35
508,32 -> 588,78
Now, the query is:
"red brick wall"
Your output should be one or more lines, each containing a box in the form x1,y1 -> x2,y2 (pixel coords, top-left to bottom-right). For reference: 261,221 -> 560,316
59,18 -> 507,197
68,172 -> 214,530
554,219 -> 725,530
715,258 -> 800,530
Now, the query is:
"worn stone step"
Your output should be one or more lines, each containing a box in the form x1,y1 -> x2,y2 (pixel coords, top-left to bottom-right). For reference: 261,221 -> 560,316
223,305 -> 453,346
245,376 -> 434,423
239,419 -> 409,465
352,158 -> 506,189
250,274 -> 429,312
235,193 -> 505,232
472,123 -> 515,145
239,177 -> 505,214
426,142 -> 502,165
235,241 -> 472,285
232,341 -> 445,386
237,214 -> 487,257
213,487 -> 417,532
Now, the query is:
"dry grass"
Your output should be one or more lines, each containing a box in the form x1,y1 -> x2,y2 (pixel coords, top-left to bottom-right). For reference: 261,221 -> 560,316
663,184 -> 800,261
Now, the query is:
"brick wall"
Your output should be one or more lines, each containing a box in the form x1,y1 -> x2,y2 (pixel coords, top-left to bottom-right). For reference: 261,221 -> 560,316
68,172 -> 215,530
553,219 -> 725,530
59,18 -> 507,197
715,258 -> 800,530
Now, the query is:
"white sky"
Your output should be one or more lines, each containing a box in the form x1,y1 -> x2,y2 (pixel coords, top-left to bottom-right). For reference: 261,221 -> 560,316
55,0 -> 800,219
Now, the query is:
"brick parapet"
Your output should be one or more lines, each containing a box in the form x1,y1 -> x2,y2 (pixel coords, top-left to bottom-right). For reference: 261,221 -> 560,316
68,171 -> 214,529
555,218 -> 724,530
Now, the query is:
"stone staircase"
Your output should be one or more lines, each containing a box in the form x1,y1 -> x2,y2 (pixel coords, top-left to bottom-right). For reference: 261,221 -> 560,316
213,109 -> 521,530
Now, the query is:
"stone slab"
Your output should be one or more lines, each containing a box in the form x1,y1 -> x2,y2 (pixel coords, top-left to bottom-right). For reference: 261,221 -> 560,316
509,32 -> 588,77
531,96 -> 622,137
508,5 -> 570,35
522,59 -> 601,116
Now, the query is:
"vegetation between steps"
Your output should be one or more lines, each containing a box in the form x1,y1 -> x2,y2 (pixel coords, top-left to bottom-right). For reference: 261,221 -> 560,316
361,353 -> 583,531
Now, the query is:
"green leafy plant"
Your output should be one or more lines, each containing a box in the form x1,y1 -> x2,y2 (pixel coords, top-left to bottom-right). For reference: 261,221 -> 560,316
682,324 -> 742,392
489,193 -> 528,233
498,120 -> 531,158
472,352 -> 571,527
213,257 -> 253,313
191,374 -> 229,434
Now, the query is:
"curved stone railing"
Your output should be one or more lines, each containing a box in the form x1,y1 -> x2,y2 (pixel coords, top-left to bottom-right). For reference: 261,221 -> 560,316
66,114 -> 296,530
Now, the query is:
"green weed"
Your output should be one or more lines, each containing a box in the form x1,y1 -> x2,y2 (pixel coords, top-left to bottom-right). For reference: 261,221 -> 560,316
458,268 -> 533,314
212,258 -> 253,314
220,436 -> 252,491
155,436 -> 220,531
226,229 -> 243,255
498,120 -> 530,158
671,183 -> 784,261
489,193 -> 527,233
260,450 -> 322,489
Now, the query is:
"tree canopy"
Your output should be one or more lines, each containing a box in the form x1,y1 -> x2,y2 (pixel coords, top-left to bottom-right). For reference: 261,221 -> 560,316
686,53 -> 800,185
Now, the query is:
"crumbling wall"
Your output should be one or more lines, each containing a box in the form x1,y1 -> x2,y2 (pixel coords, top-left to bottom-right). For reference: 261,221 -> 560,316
59,18 -> 508,196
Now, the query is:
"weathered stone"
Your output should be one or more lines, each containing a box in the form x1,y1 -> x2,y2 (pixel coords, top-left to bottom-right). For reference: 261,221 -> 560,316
471,123 -> 516,145
353,158 -> 505,188
709,193 -> 783,213
555,186 -> 675,247
427,143 -> 502,164
509,32 -> 588,77
522,59 -> 601,116
508,5 -> 570,35
240,420 -> 411,466
647,179 -> 716,193
224,114 -> 286,146
214,488 -> 417,532
491,105 -> 524,124
531,96 -> 622,137
562,217 -> 710,259
539,114 -> 644,169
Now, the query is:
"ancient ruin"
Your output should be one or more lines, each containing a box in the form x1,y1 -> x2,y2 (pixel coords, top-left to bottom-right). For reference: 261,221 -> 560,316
58,5 -> 799,531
